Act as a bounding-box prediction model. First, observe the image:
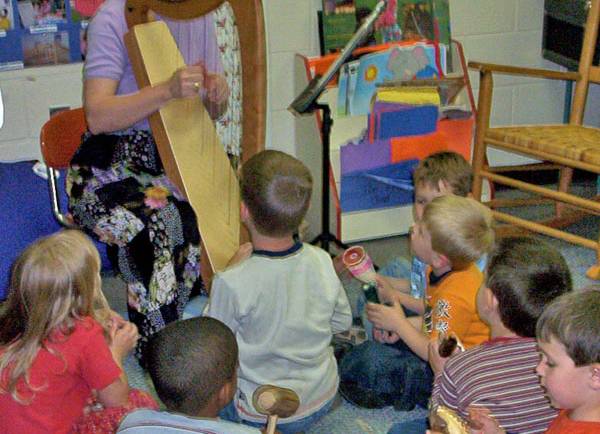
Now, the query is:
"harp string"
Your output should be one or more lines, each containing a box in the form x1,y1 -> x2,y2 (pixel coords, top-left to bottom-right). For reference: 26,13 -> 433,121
158,2 -> 242,166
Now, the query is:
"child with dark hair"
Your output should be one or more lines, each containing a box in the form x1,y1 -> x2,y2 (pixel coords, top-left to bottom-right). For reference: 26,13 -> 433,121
422,237 -> 573,434
117,317 -> 260,433
205,150 -> 352,433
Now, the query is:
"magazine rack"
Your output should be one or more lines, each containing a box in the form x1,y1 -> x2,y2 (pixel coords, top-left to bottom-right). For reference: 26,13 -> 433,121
294,39 -> 477,243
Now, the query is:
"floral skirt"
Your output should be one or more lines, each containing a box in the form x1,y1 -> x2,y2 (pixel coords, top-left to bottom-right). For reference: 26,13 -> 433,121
68,130 -> 204,362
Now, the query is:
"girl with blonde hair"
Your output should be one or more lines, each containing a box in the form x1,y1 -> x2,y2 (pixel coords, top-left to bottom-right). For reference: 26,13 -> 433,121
0,230 -> 156,433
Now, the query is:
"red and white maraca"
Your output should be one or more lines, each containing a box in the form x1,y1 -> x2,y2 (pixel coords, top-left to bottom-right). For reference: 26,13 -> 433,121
342,246 -> 376,283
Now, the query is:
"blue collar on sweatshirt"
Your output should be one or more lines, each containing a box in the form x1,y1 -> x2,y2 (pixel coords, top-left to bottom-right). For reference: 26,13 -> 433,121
253,241 -> 303,258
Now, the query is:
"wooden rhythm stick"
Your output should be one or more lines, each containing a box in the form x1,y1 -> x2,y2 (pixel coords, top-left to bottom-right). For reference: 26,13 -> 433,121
253,385 -> 300,434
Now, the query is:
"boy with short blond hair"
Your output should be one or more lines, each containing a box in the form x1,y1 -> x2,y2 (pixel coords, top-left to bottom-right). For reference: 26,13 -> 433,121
340,195 -> 494,410
205,150 -> 352,434
374,151 -> 478,316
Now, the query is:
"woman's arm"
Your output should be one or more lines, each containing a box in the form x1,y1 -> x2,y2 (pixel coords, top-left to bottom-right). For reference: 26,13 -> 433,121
84,65 -> 206,134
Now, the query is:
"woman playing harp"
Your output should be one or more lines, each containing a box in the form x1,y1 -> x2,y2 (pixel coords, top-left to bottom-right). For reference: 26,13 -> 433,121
67,0 -> 231,366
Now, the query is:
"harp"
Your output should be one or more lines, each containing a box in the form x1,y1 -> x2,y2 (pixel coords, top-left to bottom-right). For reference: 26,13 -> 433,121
123,0 -> 266,280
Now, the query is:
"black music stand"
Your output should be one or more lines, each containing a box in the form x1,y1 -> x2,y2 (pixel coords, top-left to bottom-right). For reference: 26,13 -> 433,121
289,1 -> 387,254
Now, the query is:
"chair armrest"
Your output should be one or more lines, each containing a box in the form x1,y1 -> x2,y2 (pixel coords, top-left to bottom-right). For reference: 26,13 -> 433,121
468,61 -> 580,81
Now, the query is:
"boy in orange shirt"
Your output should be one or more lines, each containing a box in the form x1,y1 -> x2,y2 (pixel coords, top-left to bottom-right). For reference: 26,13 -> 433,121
340,195 -> 494,410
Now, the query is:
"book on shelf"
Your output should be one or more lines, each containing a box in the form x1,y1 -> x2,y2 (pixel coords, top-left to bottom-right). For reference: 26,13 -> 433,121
22,30 -> 70,66
0,0 -> 15,31
337,41 -> 446,116
295,41 -> 478,242
321,0 -> 451,55
18,0 -> 67,28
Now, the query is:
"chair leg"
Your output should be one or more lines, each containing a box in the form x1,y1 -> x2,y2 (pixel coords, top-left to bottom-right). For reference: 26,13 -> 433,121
586,234 -> 600,280
556,167 -> 573,217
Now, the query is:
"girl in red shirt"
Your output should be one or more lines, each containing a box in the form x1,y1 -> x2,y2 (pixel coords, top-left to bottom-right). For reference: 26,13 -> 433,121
0,230 -> 156,433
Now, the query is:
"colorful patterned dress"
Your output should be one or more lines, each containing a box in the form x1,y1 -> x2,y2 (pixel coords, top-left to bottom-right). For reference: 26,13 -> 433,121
67,0 -> 242,363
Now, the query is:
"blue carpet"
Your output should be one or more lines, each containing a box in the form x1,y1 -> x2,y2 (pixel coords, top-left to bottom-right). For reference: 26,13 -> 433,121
0,161 -> 111,300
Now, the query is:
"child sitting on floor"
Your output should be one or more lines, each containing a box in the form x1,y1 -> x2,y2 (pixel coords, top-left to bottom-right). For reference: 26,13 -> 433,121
345,152 -> 482,339
470,289 -> 600,434
205,150 -> 352,433
400,236 -> 572,434
340,195 -> 494,411
0,230 -> 156,434
374,151 -> 479,315
118,317 -> 261,433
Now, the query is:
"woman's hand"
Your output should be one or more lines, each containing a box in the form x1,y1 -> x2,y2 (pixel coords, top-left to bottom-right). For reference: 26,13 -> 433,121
205,73 -> 229,105
169,65 -> 206,99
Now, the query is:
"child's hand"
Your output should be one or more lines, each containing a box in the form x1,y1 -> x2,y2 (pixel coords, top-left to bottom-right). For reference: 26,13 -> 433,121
428,339 -> 449,375
109,321 -> 139,361
108,309 -> 126,327
373,328 -> 401,343
227,242 -> 253,267
366,300 -> 406,333
374,274 -> 399,304
467,407 -> 505,434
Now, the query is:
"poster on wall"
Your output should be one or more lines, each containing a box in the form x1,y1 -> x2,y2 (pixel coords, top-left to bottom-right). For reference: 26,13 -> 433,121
18,0 -> 66,28
22,30 -> 70,66
0,0 -> 15,31
321,0 -> 451,54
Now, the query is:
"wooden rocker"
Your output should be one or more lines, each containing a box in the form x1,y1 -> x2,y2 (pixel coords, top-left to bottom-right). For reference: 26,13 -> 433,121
469,0 -> 600,279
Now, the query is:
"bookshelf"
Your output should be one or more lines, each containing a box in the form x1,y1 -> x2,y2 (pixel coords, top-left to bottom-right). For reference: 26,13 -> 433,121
294,40 -> 488,243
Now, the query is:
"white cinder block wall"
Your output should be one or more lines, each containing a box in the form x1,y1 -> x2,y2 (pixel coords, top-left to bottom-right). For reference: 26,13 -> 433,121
264,0 -> 600,162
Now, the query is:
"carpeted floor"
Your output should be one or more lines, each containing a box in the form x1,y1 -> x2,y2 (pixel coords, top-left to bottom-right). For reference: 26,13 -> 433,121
2,161 -> 596,433
102,181 -> 599,434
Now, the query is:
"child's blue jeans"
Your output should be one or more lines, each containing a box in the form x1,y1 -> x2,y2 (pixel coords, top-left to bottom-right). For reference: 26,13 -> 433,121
339,339 -> 433,411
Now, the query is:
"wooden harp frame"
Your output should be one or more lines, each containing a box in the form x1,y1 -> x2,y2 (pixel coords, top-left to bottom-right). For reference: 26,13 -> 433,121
124,0 -> 266,163
123,0 -> 266,281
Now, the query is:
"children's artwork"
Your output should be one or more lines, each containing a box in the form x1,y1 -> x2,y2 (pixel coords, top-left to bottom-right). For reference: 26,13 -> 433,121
336,59 -> 360,116
321,1 -> 366,54
337,42 -> 446,116
341,158 -> 418,212
17,0 -> 35,27
70,0 -> 103,21
321,0 -> 451,54
18,0 -> 65,27
0,0 -> 15,31
22,30 -> 70,66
